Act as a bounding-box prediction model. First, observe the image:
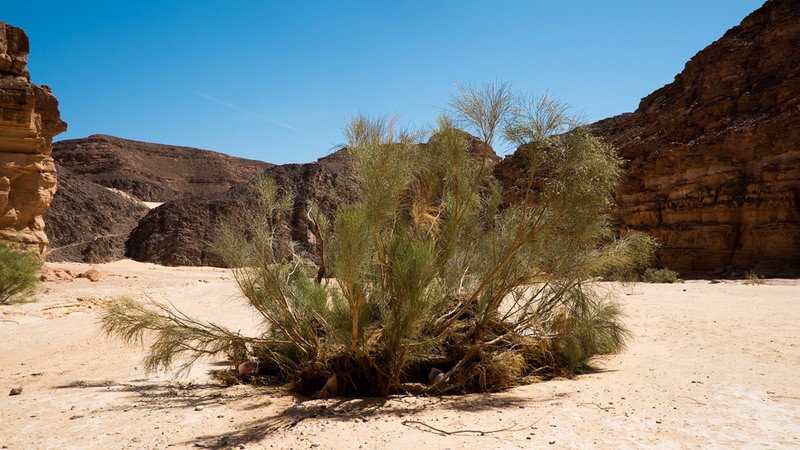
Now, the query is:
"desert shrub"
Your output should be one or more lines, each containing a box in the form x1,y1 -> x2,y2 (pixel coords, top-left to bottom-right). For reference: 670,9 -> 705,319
641,267 -> 680,283
744,271 -> 766,285
0,244 -> 41,304
101,85 -> 653,396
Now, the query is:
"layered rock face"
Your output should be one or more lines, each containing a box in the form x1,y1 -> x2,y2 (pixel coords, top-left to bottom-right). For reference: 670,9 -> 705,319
53,134 -> 273,202
596,0 -> 800,277
0,22 -> 66,256
498,0 -> 800,277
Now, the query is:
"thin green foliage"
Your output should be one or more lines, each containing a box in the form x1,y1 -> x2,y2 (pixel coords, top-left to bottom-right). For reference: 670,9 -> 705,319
101,85 -> 653,396
0,244 -> 41,304
642,267 -> 680,283
744,271 -> 766,285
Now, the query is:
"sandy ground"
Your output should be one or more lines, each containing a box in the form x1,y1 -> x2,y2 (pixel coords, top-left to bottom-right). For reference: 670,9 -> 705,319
1,260 -> 798,449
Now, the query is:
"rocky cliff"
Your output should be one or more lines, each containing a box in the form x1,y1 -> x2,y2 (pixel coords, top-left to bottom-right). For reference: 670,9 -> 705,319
498,0 -> 800,277
125,134 -> 498,266
0,22 -> 66,256
52,134 -> 273,202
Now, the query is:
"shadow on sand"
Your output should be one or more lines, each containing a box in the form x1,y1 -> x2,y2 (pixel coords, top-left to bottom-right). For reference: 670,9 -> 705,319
54,377 -> 570,448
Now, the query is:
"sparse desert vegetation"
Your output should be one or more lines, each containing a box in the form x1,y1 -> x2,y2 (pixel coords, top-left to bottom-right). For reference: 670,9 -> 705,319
0,244 -> 41,304
641,267 -> 680,284
101,87 -> 655,396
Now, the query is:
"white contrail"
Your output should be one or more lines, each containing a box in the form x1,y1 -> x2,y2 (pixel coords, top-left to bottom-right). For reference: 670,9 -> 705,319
193,90 -> 311,136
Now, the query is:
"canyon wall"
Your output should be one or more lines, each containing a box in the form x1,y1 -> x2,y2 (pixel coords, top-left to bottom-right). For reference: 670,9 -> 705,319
497,0 -> 800,277
0,22 -> 66,257
594,0 -> 800,276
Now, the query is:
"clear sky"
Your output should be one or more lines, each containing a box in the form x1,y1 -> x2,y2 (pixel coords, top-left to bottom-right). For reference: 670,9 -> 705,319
5,1 -> 763,164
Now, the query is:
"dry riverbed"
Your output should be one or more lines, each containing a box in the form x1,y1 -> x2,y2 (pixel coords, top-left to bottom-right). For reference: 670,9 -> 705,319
1,260 -> 798,449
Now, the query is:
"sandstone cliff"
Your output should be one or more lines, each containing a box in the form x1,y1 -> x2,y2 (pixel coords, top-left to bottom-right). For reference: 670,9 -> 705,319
497,0 -> 800,277
53,134 -> 273,202
0,22 -> 66,256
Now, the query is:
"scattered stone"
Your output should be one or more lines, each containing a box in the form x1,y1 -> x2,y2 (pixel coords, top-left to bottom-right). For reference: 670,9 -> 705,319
38,268 -> 76,282
428,367 -> 444,382
195,405 -> 205,411
237,357 -> 260,376
9,387 -> 22,396
193,442 -> 209,448
76,269 -> 102,282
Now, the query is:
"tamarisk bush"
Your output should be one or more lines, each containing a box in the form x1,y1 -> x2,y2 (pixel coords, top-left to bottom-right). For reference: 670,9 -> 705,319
101,86 -> 653,396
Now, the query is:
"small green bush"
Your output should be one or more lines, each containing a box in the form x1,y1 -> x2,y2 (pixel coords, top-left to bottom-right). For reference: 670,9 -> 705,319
744,271 -> 766,285
641,268 -> 679,284
0,244 -> 41,304
102,84 -> 655,396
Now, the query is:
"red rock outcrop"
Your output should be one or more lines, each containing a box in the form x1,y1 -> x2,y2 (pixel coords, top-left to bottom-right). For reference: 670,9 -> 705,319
0,22 -> 66,257
499,0 -> 800,277
597,0 -> 800,277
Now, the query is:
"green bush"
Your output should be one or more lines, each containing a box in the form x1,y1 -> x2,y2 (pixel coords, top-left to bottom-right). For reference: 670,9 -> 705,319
744,271 -> 766,285
641,268 -> 680,283
0,244 -> 41,304
102,85 -> 653,396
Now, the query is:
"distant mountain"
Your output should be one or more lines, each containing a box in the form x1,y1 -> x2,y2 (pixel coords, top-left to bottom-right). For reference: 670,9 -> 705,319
45,134 -> 273,262
125,148 -> 358,266
52,134 -> 273,202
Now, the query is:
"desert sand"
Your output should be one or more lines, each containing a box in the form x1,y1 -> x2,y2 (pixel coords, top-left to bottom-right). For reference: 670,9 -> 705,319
1,260 -> 798,449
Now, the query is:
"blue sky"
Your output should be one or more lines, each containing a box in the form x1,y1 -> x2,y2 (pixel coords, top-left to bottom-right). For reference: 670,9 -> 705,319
5,1 -> 763,164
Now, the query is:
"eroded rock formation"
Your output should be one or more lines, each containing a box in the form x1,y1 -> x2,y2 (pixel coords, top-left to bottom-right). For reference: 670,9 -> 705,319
125,133 -> 499,267
45,135 -> 273,262
497,0 -> 800,277
0,22 -> 66,256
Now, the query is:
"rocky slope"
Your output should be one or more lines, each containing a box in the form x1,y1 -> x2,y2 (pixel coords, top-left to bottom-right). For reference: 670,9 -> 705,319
52,134 -> 273,202
0,22 -> 66,257
44,135 -> 274,262
126,148 -> 357,266
44,166 -> 150,263
499,0 -> 800,277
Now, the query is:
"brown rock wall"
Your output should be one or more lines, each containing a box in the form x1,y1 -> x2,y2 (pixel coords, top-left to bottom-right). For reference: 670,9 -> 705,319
0,22 -> 66,256
589,0 -> 800,277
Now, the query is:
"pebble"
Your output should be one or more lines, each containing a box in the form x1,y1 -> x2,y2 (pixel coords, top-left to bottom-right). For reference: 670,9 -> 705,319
9,387 -> 22,396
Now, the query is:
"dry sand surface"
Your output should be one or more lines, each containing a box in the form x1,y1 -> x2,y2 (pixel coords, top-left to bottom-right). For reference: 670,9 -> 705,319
1,260 -> 799,449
